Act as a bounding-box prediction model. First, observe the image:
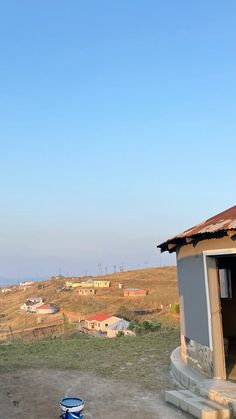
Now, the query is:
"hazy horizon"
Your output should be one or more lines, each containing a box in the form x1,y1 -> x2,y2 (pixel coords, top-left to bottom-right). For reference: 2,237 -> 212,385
0,258 -> 175,286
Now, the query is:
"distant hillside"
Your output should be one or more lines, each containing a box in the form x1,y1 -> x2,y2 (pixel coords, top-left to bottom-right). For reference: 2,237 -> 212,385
0,266 -> 179,336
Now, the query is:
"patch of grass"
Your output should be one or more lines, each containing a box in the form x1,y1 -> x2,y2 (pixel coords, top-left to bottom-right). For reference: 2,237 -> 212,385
0,326 -> 180,391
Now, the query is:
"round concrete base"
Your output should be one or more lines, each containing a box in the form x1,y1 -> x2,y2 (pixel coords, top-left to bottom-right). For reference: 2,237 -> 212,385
171,347 -> 236,415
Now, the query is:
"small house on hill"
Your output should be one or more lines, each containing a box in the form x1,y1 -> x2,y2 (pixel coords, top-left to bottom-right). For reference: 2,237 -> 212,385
158,204 -> 236,381
81,279 -> 95,287
123,288 -> 147,297
1,288 -> 13,294
78,288 -> 96,296
71,282 -> 82,288
19,281 -> 34,290
94,280 -> 110,288
84,313 -> 120,332
65,279 -> 78,287
20,297 -> 44,313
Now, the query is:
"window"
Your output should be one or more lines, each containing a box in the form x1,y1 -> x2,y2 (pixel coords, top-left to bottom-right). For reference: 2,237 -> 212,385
219,268 -> 232,299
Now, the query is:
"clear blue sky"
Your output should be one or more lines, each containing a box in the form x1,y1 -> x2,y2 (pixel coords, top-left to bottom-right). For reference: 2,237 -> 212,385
0,1 -> 235,281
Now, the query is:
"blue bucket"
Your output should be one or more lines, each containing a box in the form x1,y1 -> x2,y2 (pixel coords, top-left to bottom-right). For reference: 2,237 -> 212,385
60,397 -> 84,419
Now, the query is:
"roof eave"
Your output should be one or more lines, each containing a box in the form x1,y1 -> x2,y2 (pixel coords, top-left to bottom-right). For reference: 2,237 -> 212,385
157,230 -> 233,253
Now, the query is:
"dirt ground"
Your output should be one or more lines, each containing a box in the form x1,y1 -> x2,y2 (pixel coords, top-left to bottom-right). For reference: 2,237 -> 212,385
0,369 -> 190,419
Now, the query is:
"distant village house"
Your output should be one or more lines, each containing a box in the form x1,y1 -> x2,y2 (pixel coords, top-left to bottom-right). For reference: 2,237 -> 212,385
84,313 -> 120,332
20,297 -> 44,313
1,288 -> 13,294
94,280 -> 111,288
36,304 -> 58,314
19,281 -> 34,290
78,288 -> 96,296
81,279 -> 95,287
20,297 -> 58,314
123,288 -> 147,297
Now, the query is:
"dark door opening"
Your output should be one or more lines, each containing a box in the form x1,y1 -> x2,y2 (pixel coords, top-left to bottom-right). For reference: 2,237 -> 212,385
217,255 -> 236,381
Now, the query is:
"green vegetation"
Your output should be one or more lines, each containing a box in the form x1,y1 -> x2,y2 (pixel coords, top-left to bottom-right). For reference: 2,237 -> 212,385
116,331 -> 125,337
170,303 -> 180,314
129,320 -> 161,335
0,326 -> 180,391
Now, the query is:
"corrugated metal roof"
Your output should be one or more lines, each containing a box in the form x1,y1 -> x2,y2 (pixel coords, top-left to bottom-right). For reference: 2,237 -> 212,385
158,205 -> 236,253
124,288 -> 140,291
108,319 -> 129,330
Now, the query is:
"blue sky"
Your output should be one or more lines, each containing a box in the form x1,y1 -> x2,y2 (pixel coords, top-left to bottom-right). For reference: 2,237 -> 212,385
0,1 -> 235,281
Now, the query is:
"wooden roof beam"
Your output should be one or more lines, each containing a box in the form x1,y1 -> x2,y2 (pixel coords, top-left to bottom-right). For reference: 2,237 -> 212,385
227,229 -> 236,240
167,243 -> 177,251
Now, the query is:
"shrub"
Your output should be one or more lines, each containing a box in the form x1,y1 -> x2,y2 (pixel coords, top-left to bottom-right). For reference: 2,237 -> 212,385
128,320 -> 138,331
116,331 -> 125,338
128,320 -> 161,335
133,324 -> 143,335
150,321 -> 161,332
142,320 -> 152,330
170,303 -> 180,314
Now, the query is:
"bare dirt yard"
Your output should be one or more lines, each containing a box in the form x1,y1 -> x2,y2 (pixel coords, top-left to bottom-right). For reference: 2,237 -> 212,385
0,328 -> 190,418
0,369 -> 189,419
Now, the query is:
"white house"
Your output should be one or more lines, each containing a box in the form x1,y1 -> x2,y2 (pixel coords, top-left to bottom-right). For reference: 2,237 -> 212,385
19,281 -> 34,290
20,297 -> 44,313
1,288 -> 13,294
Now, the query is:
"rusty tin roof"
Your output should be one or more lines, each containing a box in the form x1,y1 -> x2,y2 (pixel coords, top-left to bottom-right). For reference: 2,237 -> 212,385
158,205 -> 236,253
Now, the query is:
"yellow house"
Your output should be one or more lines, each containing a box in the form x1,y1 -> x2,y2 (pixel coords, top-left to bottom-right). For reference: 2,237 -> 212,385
65,279 -> 82,288
84,313 -> 120,332
80,279 -> 95,287
94,280 -> 111,288
65,280 -> 73,287
71,282 -> 82,288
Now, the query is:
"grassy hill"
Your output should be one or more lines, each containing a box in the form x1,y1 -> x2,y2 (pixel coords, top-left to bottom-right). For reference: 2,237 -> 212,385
0,266 -> 179,337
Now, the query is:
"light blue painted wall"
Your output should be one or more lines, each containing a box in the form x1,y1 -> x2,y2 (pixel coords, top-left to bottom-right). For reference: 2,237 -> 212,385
177,254 -> 210,347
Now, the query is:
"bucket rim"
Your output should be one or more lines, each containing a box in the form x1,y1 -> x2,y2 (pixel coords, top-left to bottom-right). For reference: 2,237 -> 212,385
60,396 -> 84,408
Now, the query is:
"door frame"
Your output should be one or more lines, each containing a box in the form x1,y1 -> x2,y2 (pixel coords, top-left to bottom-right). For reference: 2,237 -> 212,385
203,249 -> 236,380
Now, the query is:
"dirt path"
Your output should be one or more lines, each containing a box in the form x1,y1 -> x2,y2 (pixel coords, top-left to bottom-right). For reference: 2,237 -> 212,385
0,369 -> 190,419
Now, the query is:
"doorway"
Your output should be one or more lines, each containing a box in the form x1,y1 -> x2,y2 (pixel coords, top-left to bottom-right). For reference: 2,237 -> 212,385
217,255 -> 236,381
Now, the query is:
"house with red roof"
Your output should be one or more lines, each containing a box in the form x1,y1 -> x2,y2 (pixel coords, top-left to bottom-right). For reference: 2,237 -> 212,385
123,288 -> 147,297
84,313 -> 121,332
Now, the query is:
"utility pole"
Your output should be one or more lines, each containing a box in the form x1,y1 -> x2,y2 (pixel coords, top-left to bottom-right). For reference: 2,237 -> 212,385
98,263 -> 102,275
